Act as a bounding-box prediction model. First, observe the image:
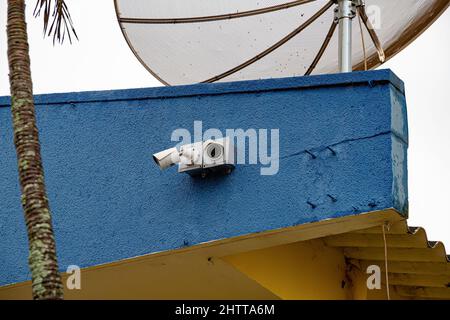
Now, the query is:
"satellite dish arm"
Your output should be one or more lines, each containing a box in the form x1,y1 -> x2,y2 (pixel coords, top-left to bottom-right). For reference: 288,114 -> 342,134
203,1 -> 334,83
305,20 -> 337,76
119,0 -> 316,25
357,6 -> 386,63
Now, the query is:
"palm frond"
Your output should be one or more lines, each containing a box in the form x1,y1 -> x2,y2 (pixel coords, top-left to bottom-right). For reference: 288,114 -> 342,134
34,0 -> 78,45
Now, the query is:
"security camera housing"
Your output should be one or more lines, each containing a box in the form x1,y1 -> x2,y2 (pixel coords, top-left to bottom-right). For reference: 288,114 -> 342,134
178,141 -> 203,174
152,147 -> 181,170
154,138 -> 235,176
202,138 -> 234,170
179,137 -> 235,176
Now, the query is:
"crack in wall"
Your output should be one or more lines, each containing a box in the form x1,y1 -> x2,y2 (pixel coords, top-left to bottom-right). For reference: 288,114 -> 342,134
280,130 -> 407,161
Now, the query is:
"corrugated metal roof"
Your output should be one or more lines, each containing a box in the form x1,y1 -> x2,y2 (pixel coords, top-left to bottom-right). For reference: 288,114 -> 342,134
324,220 -> 450,299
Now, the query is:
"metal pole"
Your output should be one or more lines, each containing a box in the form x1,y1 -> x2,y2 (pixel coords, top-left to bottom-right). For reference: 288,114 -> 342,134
337,0 -> 355,72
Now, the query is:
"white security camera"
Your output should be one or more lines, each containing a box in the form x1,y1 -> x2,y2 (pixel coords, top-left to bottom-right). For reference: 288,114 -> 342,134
153,137 -> 234,176
152,147 -> 181,170
202,138 -> 234,170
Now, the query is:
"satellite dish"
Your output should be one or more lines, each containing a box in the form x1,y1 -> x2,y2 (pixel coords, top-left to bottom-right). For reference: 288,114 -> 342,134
114,0 -> 450,86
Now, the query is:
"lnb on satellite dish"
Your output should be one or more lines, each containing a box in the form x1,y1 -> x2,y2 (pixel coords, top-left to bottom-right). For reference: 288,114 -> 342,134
114,0 -> 449,86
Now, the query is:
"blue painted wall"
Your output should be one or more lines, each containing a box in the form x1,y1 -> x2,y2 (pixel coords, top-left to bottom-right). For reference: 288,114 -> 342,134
0,70 -> 408,286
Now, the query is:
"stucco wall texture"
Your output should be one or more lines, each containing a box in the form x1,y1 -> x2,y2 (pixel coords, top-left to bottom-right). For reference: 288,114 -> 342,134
0,70 -> 408,286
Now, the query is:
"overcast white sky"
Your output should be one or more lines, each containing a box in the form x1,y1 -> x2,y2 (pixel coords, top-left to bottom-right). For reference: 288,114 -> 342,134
0,1 -> 449,246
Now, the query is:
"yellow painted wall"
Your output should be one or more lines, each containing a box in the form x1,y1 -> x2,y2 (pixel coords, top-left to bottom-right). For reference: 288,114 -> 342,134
2,237 -> 415,300
2,211 -> 416,300
223,239 -> 353,300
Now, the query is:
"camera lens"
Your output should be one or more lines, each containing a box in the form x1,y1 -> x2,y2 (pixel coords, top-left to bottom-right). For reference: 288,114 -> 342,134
206,143 -> 223,160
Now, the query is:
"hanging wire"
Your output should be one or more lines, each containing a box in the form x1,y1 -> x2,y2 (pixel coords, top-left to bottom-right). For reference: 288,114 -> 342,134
382,222 -> 391,300
357,9 -> 368,71
357,6 -> 385,63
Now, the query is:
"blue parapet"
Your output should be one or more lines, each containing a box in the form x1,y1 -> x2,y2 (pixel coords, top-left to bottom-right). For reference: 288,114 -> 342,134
0,70 -> 408,286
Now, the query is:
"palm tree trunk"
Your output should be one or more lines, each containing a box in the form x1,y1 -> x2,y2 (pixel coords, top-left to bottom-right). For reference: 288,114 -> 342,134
7,0 -> 64,300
